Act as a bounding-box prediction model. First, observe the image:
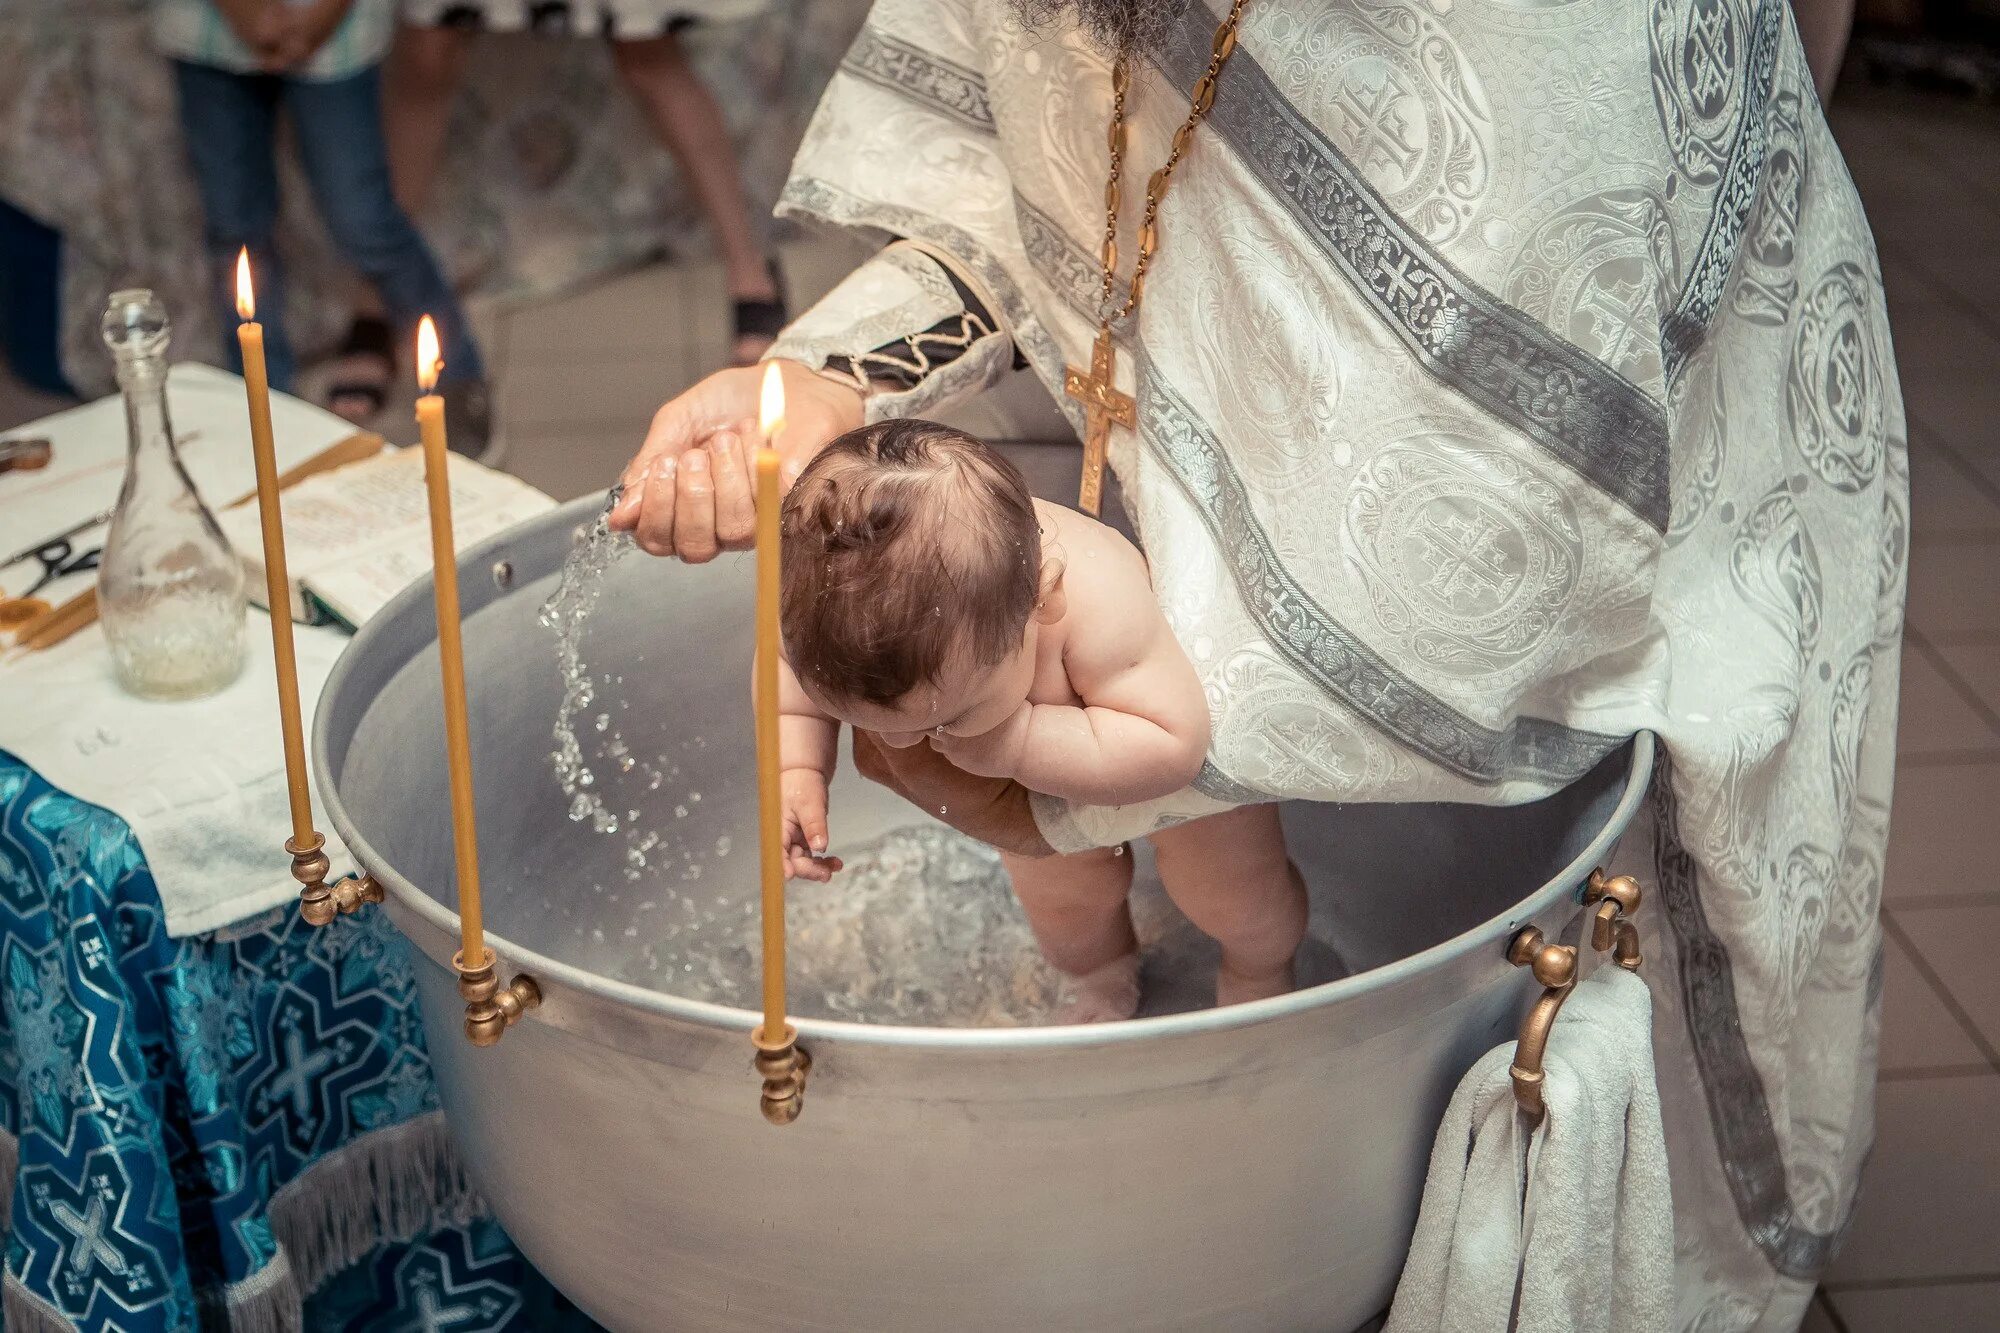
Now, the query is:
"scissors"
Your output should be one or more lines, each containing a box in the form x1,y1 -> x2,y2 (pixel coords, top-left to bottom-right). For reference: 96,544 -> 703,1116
0,511 -> 109,630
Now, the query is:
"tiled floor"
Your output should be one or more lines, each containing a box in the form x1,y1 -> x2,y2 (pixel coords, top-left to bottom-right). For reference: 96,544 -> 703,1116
3,77 -> 1997,1333
1815,84 -> 2000,1332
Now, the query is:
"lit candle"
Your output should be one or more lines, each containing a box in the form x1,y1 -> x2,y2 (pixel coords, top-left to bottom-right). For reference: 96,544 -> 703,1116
415,317 -> 487,970
754,362 -> 788,1048
236,250 -> 314,848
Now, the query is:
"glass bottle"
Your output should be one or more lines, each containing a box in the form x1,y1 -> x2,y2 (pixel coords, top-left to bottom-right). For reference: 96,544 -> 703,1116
97,290 -> 247,699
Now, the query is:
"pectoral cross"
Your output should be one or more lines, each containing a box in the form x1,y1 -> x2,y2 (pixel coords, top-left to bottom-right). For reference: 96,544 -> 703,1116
1063,326 -> 1136,516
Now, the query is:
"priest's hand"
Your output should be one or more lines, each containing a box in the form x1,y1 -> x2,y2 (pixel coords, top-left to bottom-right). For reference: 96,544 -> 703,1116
849,731 -> 1055,858
610,361 -> 863,563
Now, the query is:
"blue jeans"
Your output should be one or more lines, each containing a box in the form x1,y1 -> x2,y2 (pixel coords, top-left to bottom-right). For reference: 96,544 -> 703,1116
171,61 -> 484,391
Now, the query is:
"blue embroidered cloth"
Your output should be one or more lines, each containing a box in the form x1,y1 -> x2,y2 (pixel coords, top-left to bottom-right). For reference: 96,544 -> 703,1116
0,750 -> 598,1331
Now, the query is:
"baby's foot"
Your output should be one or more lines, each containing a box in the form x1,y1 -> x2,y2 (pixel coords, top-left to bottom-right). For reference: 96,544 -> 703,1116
1215,960 -> 1295,1008
1054,952 -> 1142,1024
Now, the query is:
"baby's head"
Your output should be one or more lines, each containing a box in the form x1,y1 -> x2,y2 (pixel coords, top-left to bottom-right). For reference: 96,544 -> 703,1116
781,419 -> 1062,746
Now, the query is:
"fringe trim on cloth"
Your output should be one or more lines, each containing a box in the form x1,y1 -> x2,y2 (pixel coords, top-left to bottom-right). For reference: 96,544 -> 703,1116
3,1270 -> 78,1333
223,1110 -> 486,1332
2,1131 -> 78,1332
0,1124 -> 17,1230
222,1249 -> 302,1333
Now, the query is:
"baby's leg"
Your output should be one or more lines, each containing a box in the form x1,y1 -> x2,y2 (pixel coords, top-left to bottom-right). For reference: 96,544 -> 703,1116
1149,804 -> 1308,1007
1002,846 -> 1140,1022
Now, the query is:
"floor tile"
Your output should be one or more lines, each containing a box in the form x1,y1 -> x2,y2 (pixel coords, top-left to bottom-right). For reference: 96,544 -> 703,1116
506,265 -> 696,366
1798,1293 -> 1841,1333
1901,376 -> 2000,486
1896,645 -> 2000,756
1877,922 -> 1992,1073
1825,1074 -> 2000,1282
1931,640 -> 2000,705
1885,763 -> 2000,905
1827,1279 -> 2000,1331
498,352 -> 706,434
1894,902 -> 2000,1056
1907,436 -> 2000,542
504,424 -> 643,504
1905,541 -> 2000,642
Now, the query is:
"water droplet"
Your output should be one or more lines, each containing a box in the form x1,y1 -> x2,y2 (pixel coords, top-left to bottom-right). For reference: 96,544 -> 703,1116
674,804 -> 689,818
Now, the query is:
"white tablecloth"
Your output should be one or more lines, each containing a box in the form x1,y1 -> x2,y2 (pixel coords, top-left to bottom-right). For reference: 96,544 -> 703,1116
1,364 -> 367,935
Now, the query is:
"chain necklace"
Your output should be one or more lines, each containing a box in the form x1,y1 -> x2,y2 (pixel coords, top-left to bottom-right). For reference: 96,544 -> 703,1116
1063,0 -> 1250,514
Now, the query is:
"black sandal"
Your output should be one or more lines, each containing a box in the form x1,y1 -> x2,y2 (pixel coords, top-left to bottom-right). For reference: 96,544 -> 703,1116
730,259 -> 788,367
325,315 -> 394,423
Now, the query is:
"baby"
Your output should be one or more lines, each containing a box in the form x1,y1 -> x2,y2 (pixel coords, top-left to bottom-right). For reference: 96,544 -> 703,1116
776,419 -> 1308,1020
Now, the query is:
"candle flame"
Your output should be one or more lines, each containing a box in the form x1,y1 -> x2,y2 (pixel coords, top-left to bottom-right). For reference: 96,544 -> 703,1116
758,361 -> 785,446
235,249 -> 254,321
416,316 -> 442,393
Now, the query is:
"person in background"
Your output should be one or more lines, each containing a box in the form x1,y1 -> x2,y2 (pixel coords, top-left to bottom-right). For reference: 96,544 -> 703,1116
383,1 -> 785,367
154,0 -> 495,456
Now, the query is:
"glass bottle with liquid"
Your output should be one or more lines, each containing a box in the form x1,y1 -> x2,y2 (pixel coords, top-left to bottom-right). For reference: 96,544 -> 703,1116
97,290 -> 247,699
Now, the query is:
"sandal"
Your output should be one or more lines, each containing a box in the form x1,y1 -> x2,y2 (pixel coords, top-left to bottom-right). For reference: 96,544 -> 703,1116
730,258 -> 788,367
324,315 -> 394,424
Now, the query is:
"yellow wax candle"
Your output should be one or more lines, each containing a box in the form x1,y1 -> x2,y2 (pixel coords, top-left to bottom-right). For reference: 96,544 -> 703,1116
754,364 -> 788,1047
414,317 -> 486,970
235,250 -> 314,848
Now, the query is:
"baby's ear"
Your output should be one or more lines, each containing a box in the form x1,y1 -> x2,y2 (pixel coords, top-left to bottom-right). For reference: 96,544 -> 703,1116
1035,560 -> 1067,624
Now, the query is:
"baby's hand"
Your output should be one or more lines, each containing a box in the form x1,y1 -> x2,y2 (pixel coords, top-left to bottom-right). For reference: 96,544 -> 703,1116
932,701 -> 1032,780
781,768 -> 842,882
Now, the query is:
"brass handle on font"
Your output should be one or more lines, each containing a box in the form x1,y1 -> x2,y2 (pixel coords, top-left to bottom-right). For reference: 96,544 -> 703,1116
1506,869 -> 1643,1122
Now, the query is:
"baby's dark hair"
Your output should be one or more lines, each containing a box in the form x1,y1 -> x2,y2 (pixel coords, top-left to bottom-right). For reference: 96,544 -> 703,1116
780,418 -> 1042,708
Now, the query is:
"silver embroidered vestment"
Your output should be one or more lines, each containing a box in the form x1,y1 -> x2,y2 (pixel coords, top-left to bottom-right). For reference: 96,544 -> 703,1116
770,3 -> 1907,1326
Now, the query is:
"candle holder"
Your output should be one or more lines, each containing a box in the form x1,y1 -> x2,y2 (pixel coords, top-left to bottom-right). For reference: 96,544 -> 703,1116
456,949 -> 542,1047
290,833 -> 385,926
753,1024 -> 810,1125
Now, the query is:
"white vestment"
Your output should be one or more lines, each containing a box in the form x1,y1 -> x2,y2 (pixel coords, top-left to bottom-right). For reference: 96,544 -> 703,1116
770,3 -> 1906,1327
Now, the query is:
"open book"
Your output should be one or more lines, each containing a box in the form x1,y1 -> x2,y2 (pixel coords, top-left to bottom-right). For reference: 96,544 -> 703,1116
214,446 -> 555,629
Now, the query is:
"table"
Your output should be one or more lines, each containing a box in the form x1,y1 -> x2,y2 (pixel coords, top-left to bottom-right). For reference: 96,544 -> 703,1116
0,374 -> 596,1328
0,750 -> 599,1331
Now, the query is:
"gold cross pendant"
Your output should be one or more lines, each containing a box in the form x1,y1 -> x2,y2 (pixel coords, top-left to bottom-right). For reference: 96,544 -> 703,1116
1063,325 -> 1136,516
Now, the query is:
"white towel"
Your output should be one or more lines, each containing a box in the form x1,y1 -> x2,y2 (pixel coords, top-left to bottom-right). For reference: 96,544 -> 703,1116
1387,965 -> 1672,1333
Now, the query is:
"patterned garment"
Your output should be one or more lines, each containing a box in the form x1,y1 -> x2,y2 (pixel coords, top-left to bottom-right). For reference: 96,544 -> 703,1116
770,2 -> 1906,1327
151,0 -> 397,80
0,752 -> 598,1332
399,0 -> 768,38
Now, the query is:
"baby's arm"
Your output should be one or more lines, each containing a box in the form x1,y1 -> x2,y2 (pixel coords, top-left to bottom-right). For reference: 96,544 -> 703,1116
1012,534 -> 1209,805
777,655 -> 843,881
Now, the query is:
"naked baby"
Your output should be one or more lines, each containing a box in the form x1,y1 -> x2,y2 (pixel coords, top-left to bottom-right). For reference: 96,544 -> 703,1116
775,419 -> 1308,1020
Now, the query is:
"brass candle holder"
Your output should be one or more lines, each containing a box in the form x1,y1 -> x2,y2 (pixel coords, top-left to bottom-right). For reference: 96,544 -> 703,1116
291,834 -> 383,926
751,364 -> 808,1123
236,252 -> 383,930
415,317 -> 539,1047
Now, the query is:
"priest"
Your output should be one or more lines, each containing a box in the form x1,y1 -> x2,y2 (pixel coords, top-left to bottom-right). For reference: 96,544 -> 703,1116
610,1 -> 1906,1326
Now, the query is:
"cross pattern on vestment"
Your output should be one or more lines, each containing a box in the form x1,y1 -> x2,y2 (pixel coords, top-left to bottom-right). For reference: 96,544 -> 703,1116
1064,326 -> 1137,516
1826,323 -> 1867,435
1759,154 -> 1802,252
1335,69 -> 1423,179
1413,507 -> 1514,609
1576,272 -> 1652,368
406,1273 -> 483,1333
264,1022 -> 337,1124
1686,4 -> 1735,112
51,1194 -> 129,1277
